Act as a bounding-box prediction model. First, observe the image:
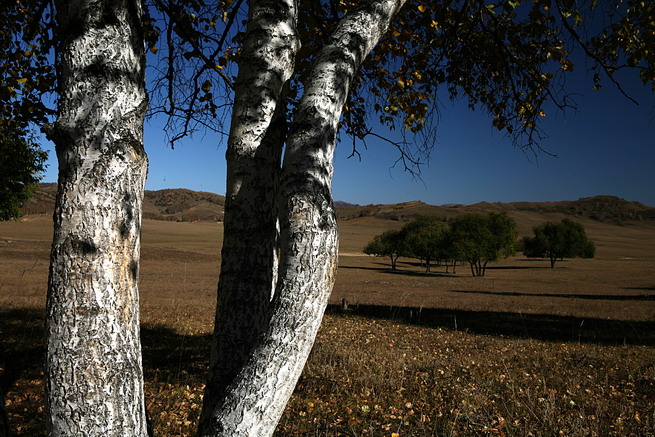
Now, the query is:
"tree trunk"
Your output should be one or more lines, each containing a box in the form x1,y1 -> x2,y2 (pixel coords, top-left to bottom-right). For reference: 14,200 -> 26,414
45,1 -> 149,435
200,0 -> 406,435
198,0 -> 300,432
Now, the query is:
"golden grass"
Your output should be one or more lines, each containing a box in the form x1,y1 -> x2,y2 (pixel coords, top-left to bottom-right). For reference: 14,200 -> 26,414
1,214 -> 654,435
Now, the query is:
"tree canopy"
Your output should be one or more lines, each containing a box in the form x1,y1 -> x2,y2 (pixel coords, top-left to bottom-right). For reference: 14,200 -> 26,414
0,120 -> 47,220
522,218 -> 595,267
450,212 -> 518,276
3,0 -> 653,166
401,216 -> 449,272
364,229 -> 406,270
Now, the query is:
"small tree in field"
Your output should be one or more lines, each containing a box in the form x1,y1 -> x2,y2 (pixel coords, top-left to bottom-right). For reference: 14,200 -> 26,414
0,120 -> 47,221
450,213 -> 518,276
401,216 -> 449,272
364,230 -> 406,270
523,219 -> 595,268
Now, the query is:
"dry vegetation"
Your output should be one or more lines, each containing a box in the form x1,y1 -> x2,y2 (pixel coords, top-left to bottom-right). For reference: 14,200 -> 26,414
1,211 -> 654,436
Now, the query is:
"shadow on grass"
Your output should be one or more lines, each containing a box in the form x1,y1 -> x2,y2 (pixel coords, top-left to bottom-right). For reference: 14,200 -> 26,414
326,303 -> 655,346
624,286 -> 655,291
0,307 -> 211,435
486,265 -> 554,270
340,261 -> 555,275
140,323 -> 211,382
0,308 -> 212,385
0,308 -> 46,436
339,264 -> 458,278
447,289 -> 655,301
0,308 -> 44,390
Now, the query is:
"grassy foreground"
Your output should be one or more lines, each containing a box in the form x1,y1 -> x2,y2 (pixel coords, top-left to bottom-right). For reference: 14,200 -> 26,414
2,307 -> 654,436
1,216 -> 654,436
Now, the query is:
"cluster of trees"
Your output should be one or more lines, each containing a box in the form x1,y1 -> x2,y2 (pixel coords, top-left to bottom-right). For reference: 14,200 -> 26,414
365,213 -> 518,277
366,215 -> 596,274
0,0 -> 651,435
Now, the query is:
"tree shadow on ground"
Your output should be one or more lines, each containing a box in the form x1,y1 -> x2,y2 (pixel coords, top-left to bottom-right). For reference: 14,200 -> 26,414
0,308 -> 45,437
326,303 -> 655,346
447,289 -> 655,301
0,308 -> 212,385
339,264 -> 458,278
624,286 -> 655,291
0,307 -> 212,436
0,308 -> 44,391
486,265 -> 554,270
140,323 -> 211,382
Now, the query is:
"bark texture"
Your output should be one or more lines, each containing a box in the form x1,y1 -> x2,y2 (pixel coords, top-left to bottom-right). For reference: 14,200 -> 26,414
45,0 -> 149,435
198,0 -> 299,432
201,0 -> 406,435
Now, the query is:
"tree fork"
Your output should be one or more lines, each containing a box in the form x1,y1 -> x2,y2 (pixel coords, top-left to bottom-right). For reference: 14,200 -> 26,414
200,0 -> 407,435
198,0 -> 300,432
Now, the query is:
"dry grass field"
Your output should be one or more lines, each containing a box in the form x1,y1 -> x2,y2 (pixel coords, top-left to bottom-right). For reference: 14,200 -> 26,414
1,213 -> 654,436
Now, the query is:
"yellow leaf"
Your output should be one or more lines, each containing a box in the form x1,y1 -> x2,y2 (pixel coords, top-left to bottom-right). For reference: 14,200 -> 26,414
417,5 -> 427,13
16,78 -> 27,84
430,20 -> 439,28
539,111 -> 546,117
392,433 -> 400,437
149,46 -> 158,54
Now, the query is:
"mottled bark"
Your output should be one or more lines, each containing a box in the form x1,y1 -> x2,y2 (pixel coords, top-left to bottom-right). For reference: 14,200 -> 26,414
200,0 -> 406,435
198,0 -> 299,432
45,0 -> 149,436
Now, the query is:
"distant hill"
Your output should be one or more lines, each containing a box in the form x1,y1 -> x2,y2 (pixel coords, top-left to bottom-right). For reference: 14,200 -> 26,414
335,196 -> 655,224
143,188 -> 225,222
22,184 -> 225,222
333,201 -> 359,208
21,184 -> 655,224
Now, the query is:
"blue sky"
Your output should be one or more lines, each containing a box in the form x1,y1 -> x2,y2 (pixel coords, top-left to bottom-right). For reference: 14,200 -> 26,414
38,66 -> 654,207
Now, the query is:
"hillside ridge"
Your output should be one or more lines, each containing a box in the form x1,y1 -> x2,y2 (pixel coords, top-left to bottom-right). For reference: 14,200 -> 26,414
20,184 -> 655,224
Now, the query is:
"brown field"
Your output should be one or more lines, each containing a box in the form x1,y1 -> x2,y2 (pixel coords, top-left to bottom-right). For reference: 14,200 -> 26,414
1,213 -> 654,436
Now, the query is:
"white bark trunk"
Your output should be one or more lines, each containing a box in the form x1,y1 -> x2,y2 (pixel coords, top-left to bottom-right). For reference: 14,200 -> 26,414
199,0 -> 299,432
45,0 -> 149,435
201,0 -> 406,435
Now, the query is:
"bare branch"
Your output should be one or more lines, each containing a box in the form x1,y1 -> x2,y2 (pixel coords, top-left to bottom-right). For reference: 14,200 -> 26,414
555,0 -> 639,106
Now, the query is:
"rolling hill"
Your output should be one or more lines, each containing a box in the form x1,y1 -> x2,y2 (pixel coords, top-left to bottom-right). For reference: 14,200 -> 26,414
335,196 -> 655,224
21,183 -> 225,222
20,183 -> 655,225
